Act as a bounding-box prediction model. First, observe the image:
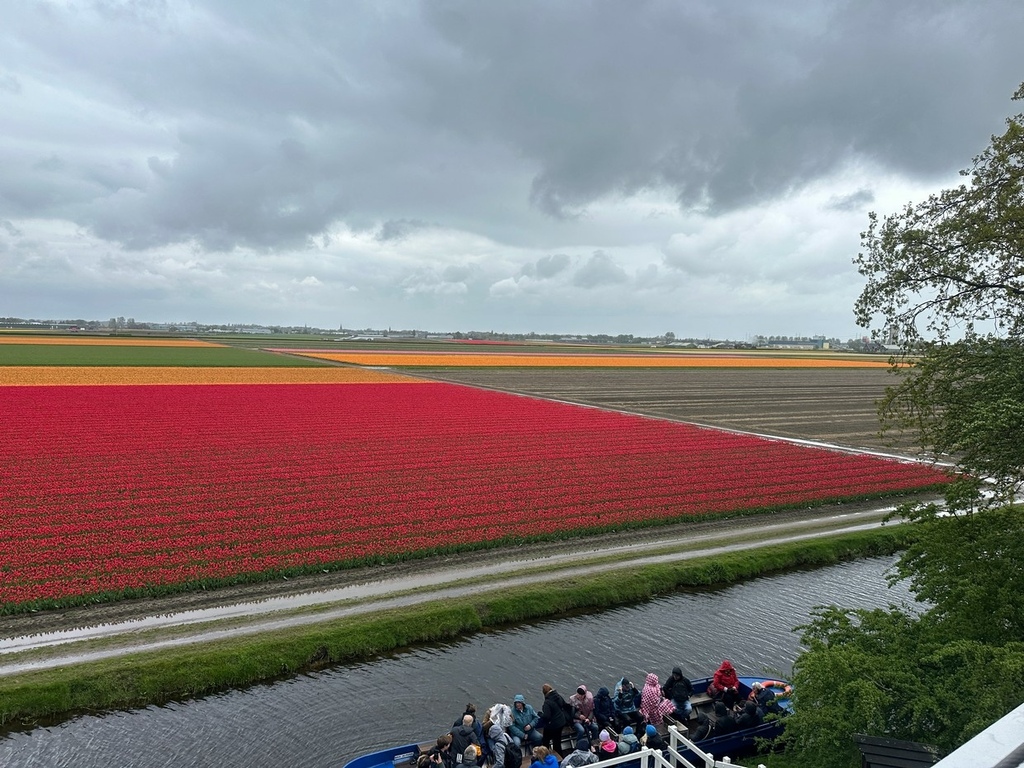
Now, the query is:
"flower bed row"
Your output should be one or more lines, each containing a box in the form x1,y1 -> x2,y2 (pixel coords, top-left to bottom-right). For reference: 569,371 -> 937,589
284,351 -> 892,367
0,382 -> 948,610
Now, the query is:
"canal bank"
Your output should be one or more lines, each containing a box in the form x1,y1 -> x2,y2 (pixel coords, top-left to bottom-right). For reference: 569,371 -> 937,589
0,504 -> 919,732
0,550 -> 919,767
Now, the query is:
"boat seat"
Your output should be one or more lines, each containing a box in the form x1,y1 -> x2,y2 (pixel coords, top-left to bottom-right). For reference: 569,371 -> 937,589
689,693 -> 712,716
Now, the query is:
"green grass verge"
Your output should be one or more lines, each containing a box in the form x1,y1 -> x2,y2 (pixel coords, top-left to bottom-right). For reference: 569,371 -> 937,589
0,527 -> 914,729
0,345 -> 334,366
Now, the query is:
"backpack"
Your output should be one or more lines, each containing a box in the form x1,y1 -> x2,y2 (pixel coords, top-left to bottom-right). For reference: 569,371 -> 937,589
561,696 -> 575,723
501,735 -> 522,768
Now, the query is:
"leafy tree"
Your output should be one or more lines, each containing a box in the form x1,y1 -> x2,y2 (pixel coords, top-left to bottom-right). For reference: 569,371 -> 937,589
785,599 -> 1024,768
854,83 -> 1024,514
779,84 -> 1024,767
855,83 -> 1024,345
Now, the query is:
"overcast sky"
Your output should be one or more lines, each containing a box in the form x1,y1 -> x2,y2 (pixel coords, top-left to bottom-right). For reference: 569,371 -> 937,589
2,1 -> 1023,338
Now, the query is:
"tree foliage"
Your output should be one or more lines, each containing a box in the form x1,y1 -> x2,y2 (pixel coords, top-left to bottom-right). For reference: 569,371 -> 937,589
877,337 -> 1024,512
779,84 -> 1024,767
780,507 -> 1024,768
855,82 -> 1024,513
855,83 -> 1024,343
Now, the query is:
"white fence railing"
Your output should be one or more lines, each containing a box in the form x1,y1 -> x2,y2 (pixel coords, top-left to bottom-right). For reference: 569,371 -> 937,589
588,724 -> 765,768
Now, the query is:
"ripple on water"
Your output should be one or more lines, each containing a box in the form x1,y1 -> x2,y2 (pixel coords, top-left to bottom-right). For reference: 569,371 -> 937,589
0,556 -> 916,767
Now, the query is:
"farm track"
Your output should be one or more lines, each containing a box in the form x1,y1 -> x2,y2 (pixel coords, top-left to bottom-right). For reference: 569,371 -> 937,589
0,364 -> 930,670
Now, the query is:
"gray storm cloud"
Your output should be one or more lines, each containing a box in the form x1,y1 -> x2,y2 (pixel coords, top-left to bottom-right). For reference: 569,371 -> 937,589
2,0 -> 1023,335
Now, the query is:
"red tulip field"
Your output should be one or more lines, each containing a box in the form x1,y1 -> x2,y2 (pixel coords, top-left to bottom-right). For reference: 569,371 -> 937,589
0,380 -> 949,610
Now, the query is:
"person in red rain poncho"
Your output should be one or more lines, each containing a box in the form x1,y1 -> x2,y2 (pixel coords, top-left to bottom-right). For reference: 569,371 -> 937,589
639,673 -> 675,726
707,659 -> 741,708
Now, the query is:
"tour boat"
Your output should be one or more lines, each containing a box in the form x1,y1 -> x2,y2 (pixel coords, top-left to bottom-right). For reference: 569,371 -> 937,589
342,674 -> 793,768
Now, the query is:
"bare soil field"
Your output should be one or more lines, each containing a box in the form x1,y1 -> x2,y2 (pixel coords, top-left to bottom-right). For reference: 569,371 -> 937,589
412,366 -> 920,455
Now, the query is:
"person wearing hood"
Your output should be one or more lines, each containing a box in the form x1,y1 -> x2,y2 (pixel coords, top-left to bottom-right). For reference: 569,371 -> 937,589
530,746 -> 560,768
735,700 -> 764,729
568,685 -> 598,740
640,724 -> 666,752
592,687 -> 616,731
539,684 -> 569,757
596,730 -> 617,762
489,723 -> 513,768
612,677 -> 642,730
708,660 -> 741,708
616,726 -> 640,755
510,694 -> 543,749
713,701 -> 738,735
559,736 -> 598,768
661,666 -> 694,719
639,672 -> 675,727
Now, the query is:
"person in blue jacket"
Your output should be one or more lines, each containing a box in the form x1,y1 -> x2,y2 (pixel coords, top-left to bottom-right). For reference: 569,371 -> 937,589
530,746 -> 560,768
511,694 -> 544,749
612,678 -> 643,730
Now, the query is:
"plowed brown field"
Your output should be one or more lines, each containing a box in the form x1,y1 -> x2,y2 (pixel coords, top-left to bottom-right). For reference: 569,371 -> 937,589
408,366 -> 918,455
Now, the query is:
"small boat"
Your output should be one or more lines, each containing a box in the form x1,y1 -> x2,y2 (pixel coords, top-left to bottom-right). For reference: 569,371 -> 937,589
671,675 -> 792,764
342,674 -> 792,768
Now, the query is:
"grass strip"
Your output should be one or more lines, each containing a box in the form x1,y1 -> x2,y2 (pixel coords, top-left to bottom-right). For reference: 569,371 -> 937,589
0,527 -> 913,730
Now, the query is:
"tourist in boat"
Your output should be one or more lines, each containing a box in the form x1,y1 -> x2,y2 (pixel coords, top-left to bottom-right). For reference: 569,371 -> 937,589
689,711 -> 713,741
559,736 -> 598,768
640,724 -> 666,753
712,701 -> 738,735
750,683 -> 786,716
451,714 -> 481,765
735,700 -> 764,729
539,683 -> 570,756
489,723 -> 514,768
530,746 -> 560,768
616,725 -> 640,755
568,685 -> 599,739
661,666 -> 694,719
639,672 -> 675,726
510,694 -> 543,749
425,734 -> 455,768
707,660 -> 741,707
596,730 -> 618,761
592,687 -> 616,731
612,677 -> 643,730
455,703 -> 485,743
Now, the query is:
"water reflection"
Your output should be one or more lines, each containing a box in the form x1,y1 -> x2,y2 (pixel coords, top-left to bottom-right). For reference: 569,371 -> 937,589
0,557 -> 914,768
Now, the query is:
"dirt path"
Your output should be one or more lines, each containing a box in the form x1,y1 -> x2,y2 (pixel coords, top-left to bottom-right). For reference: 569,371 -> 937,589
0,496 -> 927,676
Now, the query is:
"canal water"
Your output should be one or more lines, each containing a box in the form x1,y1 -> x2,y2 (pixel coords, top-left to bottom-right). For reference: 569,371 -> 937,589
0,556 -> 915,768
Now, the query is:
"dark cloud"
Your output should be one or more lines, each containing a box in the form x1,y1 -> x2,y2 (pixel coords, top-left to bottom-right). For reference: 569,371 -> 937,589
573,251 -> 628,288
442,264 -> 474,283
412,0 -> 1024,214
1,0 -> 1023,337
376,219 -> 430,242
827,189 -> 875,212
520,253 -> 571,280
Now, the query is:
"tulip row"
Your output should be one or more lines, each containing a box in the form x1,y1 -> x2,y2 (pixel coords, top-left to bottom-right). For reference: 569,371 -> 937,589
0,382 -> 948,608
280,350 -> 891,368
